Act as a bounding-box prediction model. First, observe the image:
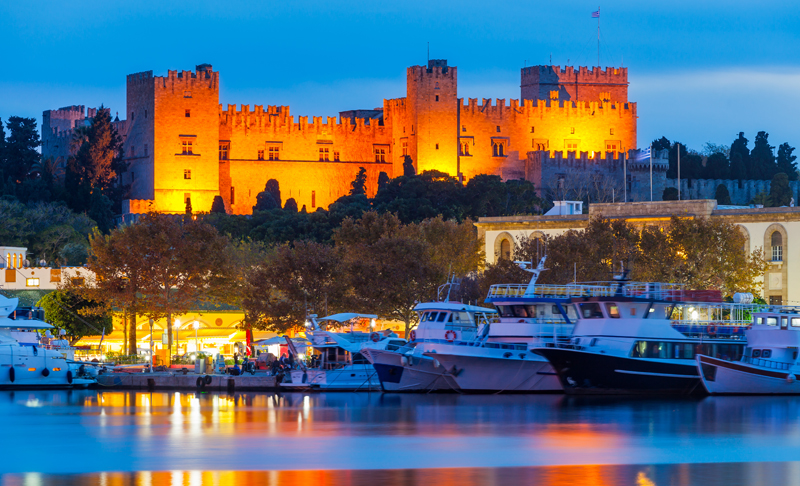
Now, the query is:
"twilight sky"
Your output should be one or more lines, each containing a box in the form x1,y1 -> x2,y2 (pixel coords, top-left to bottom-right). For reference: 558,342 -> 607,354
1,0 -> 798,152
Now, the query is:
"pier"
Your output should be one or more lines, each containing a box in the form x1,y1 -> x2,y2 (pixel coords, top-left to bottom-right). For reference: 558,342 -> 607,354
95,372 -> 278,392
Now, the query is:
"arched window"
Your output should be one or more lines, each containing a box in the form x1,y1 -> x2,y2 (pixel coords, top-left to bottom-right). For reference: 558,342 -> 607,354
771,231 -> 783,262
5,253 -> 10,269
500,239 -> 511,260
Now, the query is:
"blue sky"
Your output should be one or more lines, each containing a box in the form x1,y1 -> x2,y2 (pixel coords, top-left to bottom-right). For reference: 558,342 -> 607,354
2,0 -> 799,151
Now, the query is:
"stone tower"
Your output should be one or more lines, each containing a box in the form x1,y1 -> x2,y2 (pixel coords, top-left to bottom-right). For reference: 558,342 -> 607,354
520,66 -> 628,103
405,60 -> 459,176
124,64 -> 220,214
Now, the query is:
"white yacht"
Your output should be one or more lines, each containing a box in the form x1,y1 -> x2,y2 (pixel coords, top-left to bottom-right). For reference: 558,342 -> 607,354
419,259 -> 582,393
360,301 -> 497,392
698,308 -> 800,394
0,295 -> 94,389
281,313 -> 406,391
534,280 -> 756,395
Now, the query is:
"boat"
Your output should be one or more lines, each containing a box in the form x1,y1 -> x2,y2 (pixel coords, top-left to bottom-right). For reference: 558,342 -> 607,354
698,307 -> 800,394
533,279 -> 757,395
281,313 -> 406,391
0,295 -> 95,389
360,301 -> 497,392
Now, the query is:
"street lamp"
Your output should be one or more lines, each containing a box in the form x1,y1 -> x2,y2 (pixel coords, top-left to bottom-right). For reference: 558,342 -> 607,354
193,321 -> 200,354
174,319 -> 180,357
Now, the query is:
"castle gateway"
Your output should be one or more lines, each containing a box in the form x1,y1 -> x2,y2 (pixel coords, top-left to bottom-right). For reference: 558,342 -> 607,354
43,61 -> 637,214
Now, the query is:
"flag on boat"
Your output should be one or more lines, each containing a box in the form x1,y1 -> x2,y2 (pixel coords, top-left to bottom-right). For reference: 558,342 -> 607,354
591,10 -> 600,18
636,147 -> 651,162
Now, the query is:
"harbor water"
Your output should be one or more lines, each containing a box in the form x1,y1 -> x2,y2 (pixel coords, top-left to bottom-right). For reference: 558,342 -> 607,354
2,390 -> 800,485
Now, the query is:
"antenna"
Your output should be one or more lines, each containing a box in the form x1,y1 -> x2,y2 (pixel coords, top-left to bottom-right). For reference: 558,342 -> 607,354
515,256 -> 548,295
427,42 -> 429,63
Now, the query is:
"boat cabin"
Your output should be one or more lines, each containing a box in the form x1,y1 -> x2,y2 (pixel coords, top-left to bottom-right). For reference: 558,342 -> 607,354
413,302 -> 497,342
740,310 -> 800,370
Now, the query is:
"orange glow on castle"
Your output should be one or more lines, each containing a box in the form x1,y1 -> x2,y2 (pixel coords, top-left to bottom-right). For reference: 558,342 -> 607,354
82,60 -> 637,214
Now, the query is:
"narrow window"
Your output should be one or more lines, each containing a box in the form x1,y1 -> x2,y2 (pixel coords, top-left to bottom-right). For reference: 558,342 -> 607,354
401,141 -> 408,156
334,151 -> 340,162
435,95 -> 439,102
184,169 -> 191,180
570,127 -> 575,134
185,109 -> 191,118
496,126 -> 501,133
131,111 -> 135,121
311,191 -> 316,208
257,150 -> 264,160
435,143 -> 439,150
772,231 -> 783,262
530,126 -> 535,133
610,128 -> 615,135
144,110 -> 147,118
230,187 -> 235,205
462,125 -> 466,132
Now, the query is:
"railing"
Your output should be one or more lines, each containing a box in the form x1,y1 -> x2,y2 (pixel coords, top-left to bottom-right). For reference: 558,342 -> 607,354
487,282 -> 686,301
742,356 -> 792,370
671,322 -> 748,341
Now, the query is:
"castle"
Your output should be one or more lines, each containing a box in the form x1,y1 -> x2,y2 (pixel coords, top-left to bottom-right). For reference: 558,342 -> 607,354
43,60 -> 638,214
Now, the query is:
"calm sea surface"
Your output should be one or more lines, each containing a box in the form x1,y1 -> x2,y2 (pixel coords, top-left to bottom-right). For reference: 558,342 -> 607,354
1,390 -> 800,485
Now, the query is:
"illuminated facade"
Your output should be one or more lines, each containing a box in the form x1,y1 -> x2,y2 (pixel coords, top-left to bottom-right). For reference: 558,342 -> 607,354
44,60 -> 637,214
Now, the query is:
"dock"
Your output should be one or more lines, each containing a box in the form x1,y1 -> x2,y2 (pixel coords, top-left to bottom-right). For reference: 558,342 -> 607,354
95,372 -> 278,392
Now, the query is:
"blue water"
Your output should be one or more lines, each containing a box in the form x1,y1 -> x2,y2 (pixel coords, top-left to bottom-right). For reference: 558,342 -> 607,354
1,390 -> 800,485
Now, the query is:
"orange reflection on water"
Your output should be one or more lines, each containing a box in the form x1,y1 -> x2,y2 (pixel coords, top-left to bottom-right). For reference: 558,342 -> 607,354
538,423 -> 624,450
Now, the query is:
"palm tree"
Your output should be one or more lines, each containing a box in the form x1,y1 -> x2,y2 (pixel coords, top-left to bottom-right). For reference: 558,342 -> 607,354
28,156 -> 65,183
70,125 -> 91,154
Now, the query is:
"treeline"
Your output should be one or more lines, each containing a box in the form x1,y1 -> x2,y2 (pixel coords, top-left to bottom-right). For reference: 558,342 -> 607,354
655,132 -> 798,182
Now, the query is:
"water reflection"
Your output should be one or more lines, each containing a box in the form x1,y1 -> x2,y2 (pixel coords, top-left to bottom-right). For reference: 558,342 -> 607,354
3,463 -> 800,486
3,390 -> 800,476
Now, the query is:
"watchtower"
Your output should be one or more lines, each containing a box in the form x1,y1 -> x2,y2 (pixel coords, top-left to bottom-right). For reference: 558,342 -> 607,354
521,65 -> 628,103
405,60 -> 459,176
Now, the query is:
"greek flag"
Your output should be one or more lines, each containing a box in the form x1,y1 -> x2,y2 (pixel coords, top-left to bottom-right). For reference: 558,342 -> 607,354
591,10 -> 600,18
636,147 -> 651,162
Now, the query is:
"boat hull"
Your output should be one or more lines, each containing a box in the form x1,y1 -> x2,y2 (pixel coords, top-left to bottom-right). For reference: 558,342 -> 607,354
534,347 -> 703,395
362,347 -> 458,392
425,348 -> 562,393
697,355 -> 800,395
282,365 -> 380,391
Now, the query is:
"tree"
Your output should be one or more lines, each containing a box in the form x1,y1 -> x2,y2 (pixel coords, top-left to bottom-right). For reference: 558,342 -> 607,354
777,143 -> 798,181
663,187 -> 678,201
210,195 -> 226,213
64,107 -> 126,212
402,155 -> 416,176
714,184 -> 732,205
770,172 -> 793,207
705,153 -> 730,180
0,118 -> 5,171
253,180 -> 281,212
3,116 -> 40,183
37,290 -> 112,344
751,192 -> 773,207
59,242 -> 89,266
377,171 -> 390,193
730,132 -> 750,180
284,198 -> 298,212
751,131 -> 777,180
88,192 -> 115,234
266,179 -> 282,206
350,167 -> 368,196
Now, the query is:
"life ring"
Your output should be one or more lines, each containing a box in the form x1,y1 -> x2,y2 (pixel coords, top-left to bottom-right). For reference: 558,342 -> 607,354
370,332 -> 381,343
196,377 -> 205,388
787,374 -> 796,384
41,368 -> 50,377
708,325 -> 717,336
445,330 -> 457,342
204,375 -> 213,385
9,367 -> 15,383
66,370 -> 73,384
409,330 -> 417,341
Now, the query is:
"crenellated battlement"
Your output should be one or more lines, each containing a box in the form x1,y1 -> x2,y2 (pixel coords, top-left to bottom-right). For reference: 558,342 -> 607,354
521,65 -> 627,83
521,65 -> 628,103
126,70 -> 154,85
460,97 -> 636,118
407,59 -> 457,81
219,103 -> 386,135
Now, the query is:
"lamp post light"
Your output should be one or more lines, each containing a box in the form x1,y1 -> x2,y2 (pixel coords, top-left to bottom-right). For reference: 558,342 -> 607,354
193,320 -> 200,354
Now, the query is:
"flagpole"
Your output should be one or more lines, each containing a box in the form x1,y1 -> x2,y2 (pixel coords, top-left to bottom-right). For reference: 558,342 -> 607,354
597,6 -> 600,66
624,154 -> 627,203
677,143 -> 681,200
650,144 -> 653,201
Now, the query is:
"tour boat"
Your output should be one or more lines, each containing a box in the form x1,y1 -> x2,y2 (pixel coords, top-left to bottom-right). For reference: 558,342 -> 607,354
0,295 -> 94,389
360,301 -> 497,392
281,313 -> 406,391
533,280 -> 756,395
698,308 -> 800,394
418,258 -> 583,393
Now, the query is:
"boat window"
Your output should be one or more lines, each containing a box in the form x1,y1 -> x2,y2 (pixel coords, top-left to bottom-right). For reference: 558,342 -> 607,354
762,349 -> 772,358
352,352 -> 369,365
767,317 -> 778,326
552,305 -> 560,315
756,317 -> 764,326
427,312 -> 438,322
631,341 -> 743,361
605,303 -> 620,318
579,302 -> 604,319
782,317 -> 789,329
436,312 -> 448,322
447,313 -> 454,322
497,306 -> 514,318
792,318 -> 800,328
752,349 -> 761,358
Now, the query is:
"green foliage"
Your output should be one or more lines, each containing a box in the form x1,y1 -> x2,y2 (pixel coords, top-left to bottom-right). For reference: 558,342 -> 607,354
769,172 -> 793,207
59,242 -> 89,266
377,171 -> 390,192
253,180 -> 282,212
777,143 -> 798,181
89,192 -> 115,233
662,187 -> 679,201
283,198 -> 298,212
37,290 -> 112,344
2,116 -> 40,183
350,167 -> 367,196
714,184 -> 732,205
210,195 -> 226,214
402,155 -> 415,176
750,191 -> 773,207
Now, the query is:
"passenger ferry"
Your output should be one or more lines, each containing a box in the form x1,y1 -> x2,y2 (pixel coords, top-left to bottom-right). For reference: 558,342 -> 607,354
282,313 -> 406,391
534,279 -> 756,395
0,295 -> 94,389
698,308 -> 800,394
419,259 -> 586,393
360,301 -> 497,392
